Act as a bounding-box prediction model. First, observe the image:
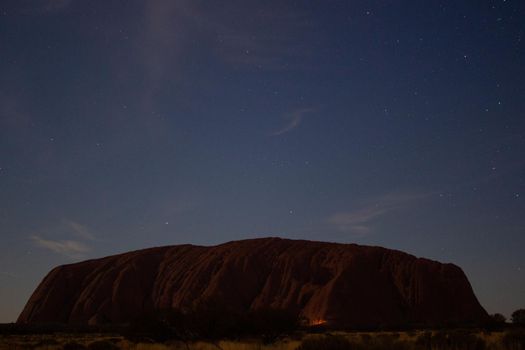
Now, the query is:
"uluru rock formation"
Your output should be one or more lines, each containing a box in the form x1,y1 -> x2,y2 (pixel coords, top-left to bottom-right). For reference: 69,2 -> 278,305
18,238 -> 488,327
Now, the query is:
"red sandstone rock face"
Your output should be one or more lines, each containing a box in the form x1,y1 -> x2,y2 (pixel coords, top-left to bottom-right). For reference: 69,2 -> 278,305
17,238 -> 488,327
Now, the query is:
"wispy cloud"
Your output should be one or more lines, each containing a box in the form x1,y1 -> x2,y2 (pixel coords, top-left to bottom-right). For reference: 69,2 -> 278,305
29,220 -> 95,259
328,207 -> 388,236
62,219 -> 95,241
270,108 -> 313,136
328,192 -> 431,236
31,235 -> 90,259
121,0 -> 317,140
139,1 -> 315,85
139,1 -> 193,109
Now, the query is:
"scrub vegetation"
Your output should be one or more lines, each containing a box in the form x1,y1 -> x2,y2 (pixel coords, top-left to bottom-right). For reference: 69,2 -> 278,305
1,328 -> 524,350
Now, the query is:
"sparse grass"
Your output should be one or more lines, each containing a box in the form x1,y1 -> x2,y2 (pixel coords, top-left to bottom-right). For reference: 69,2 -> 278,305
1,329 -> 524,350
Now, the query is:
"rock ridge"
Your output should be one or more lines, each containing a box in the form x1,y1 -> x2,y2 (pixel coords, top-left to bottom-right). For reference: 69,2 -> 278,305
18,237 -> 488,327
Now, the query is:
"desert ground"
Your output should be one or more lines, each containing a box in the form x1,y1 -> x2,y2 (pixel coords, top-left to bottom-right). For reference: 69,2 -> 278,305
1,329 -> 524,350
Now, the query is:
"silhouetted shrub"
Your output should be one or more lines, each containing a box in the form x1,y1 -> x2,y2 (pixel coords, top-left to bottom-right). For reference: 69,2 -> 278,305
483,313 -> 508,332
492,313 -> 507,324
512,310 -> 525,326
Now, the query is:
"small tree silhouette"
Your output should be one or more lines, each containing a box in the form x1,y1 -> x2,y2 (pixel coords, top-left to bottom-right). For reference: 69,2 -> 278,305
512,309 -> 525,325
491,313 -> 506,324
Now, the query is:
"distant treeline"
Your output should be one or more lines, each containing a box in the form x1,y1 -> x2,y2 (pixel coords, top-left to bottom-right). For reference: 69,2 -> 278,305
3,307 -> 524,342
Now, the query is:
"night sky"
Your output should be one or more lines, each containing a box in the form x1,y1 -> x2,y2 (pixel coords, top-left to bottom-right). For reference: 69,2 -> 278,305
1,0 -> 524,323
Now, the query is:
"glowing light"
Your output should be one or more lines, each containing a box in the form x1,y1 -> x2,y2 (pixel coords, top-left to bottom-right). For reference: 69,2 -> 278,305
310,319 -> 327,326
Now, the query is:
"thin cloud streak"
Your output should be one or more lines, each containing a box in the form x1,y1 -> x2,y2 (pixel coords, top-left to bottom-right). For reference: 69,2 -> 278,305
328,207 -> 389,235
328,192 -> 432,235
138,1 -> 191,112
270,108 -> 313,136
31,235 -> 90,259
63,220 -> 96,241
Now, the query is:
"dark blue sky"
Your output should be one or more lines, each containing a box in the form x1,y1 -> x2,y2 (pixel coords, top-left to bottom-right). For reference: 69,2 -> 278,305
1,0 -> 524,322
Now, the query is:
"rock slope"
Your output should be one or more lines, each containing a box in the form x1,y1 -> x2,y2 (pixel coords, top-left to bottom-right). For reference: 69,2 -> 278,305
18,237 -> 488,327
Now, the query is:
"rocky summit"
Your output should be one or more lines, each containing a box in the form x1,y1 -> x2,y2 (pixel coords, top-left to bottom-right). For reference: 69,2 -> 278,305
18,237 -> 488,327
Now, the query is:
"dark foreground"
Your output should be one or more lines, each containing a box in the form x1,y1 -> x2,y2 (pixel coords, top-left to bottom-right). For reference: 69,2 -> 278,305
1,327 -> 524,350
